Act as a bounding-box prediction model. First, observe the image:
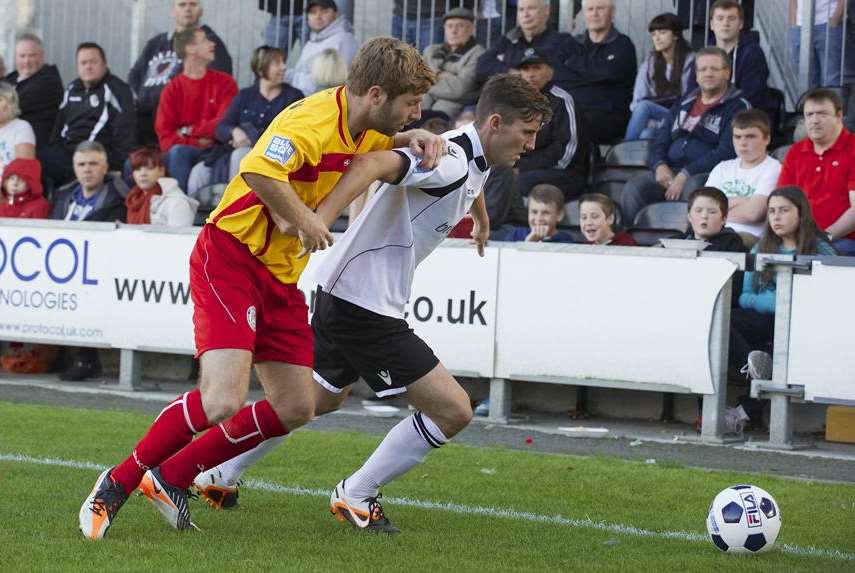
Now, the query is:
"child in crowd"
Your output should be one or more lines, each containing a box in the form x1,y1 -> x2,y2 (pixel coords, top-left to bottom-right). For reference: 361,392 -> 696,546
705,109 -> 780,245
685,187 -> 746,251
505,184 -> 573,243
125,146 -> 198,227
0,157 -> 50,218
731,186 -> 836,427
579,193 -> 636,246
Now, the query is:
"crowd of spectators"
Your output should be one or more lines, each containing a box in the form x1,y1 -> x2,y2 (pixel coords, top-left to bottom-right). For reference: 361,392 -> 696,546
0,0 -> 853,404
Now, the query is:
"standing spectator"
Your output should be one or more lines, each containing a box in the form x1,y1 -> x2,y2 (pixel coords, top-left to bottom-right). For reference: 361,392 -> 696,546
261,0 -> 305,50
557,0 -> 637,144
155,27 -> 238,193
504,184 -> 574,243
422,8 -> 486,118
579,193 -> 636,245
476,0 -> 569,85
778,88 -> 855,255
188,45 -> 302,195
789,0 -> 845,88
0,83 -> 36,173
40,43 -> 136,187
515,48 -> 588,202
53,142 -> 127,382
126,146 -> 198,227
626,13 -> 696,141
675,0 -> 755,49
709,0 -> 770,112
128,0 -> 233,145
285,0 -> 358,96
0,158 -> 50,219
620,47 -> 750,224
706,109 -> 780,241
4,33 -> 63,150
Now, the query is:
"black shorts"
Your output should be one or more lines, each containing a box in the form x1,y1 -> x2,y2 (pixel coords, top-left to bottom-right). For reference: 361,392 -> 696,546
312,288 -> 439,397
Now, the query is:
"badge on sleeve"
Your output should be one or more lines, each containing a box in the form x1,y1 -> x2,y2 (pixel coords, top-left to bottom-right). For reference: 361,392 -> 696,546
264,136 -> 296,164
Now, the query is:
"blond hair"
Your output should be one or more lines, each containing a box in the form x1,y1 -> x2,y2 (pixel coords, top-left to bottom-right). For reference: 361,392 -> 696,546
0,83 -> 21,119
347,37 -> 435,98
311,48 -> 348,91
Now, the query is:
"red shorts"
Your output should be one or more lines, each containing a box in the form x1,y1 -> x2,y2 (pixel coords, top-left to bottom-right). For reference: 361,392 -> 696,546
189,225 -> 313,366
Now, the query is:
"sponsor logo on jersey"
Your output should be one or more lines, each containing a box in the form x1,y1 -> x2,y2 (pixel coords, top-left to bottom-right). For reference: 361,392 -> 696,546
246,305 -> 257,332
377,369 -> 392,386
264,136 -> 296,165
89,94 -> 100,108
434,222 -> 453,234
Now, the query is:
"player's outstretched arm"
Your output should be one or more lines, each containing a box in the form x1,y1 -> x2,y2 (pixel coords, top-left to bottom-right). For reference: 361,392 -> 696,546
315,151 -> 407,226
470,190 -> 490,257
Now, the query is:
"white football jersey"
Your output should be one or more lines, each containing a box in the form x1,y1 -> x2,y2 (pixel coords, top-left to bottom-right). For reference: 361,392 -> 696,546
313,122 -> 491,319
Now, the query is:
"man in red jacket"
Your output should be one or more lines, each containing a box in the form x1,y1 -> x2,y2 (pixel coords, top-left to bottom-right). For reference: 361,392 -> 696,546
155,26 -> 237,192
0,157 -> 50,218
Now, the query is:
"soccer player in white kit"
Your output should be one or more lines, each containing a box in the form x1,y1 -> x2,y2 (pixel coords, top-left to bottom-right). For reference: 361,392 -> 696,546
194,74 -> 552,533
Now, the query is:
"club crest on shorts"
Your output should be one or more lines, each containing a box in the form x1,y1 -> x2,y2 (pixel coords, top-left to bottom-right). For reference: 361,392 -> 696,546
246,306 -> 257,332
264,136 -> 295,165
377,370 -> 392,386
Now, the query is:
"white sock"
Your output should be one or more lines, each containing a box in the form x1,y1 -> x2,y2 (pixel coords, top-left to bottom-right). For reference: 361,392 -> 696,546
213,435 -> 286,486
344,411 -> 447,500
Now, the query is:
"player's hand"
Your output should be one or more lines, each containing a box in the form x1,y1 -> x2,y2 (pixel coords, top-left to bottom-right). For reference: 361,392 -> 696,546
665,172 -> 687,201
407,129 -> 447,170
297,211 -> 334,258
471,222 -> 489,257
270,211 -> 297,236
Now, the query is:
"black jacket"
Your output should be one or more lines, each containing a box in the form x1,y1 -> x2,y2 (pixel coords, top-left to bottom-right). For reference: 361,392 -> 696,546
476,27 -> 571,85
128,25 -> 233,114
4,64 -> 64,149
51,174 -> 129,222
518,83 -> 588,178
51,72 -> 137,158
557,27 -> 637,115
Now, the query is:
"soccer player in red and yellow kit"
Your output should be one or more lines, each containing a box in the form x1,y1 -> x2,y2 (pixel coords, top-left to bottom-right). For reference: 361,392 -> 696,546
78,37 -> 442,540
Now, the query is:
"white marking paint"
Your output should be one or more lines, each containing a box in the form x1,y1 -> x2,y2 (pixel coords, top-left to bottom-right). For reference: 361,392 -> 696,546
2,452 -> 853,562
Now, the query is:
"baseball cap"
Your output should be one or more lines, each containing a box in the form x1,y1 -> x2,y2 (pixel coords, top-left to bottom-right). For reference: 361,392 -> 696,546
515,47 -> 551,68
307,0 -> 338,10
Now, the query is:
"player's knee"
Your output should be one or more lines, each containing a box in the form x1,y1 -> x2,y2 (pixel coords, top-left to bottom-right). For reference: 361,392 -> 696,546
271,399 -> 315,430
440,401 -> 473,437
202,395 -> 242,424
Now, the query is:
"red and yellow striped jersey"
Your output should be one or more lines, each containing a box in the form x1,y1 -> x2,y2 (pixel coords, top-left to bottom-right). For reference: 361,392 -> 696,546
208,86 -> 394,284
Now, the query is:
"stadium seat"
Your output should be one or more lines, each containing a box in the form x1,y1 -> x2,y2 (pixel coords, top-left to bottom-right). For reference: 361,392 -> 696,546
590,180 -> 627,206
591,166 -> 647,185
633,201 -> 689,232
766,87 -> 785,132
602,139 -> 653,167
771,144 -> 791,162
629,228 -> 684,247
682,172 -> 710,197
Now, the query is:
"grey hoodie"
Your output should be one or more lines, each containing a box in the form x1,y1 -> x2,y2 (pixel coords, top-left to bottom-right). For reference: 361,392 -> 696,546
285,16 -> 358,96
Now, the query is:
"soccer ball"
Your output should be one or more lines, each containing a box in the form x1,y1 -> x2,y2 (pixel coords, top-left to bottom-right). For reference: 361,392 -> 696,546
706,485 -> 781,554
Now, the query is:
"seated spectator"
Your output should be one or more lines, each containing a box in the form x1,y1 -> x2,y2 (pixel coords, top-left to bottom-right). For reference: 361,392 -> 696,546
155,27 -> 238,193
311,47 -> 348,91
393,0 -> 464,51
128,0 -> 233,145
705,109 -> 780,243
709,0 -> 770,112
40,43 -> 136,187
476,0 -> 569,85
515,49 -> 587,202
0,157 -> 50,219
4,33 -> 63,150
0,83 -> 36,172
730,186 -> 836,423
261,0 -> 306,50
621,47 -> 750,225
51,141 -> 127,223
557,0 -> 637,145
626,13 -> 696,141
188,45 -> 302,196
126,146 -> 198,226
789,0 -> 844,88
421,8 -> 485,118
685,187 -> 747,251
778,88 -> 855,255
504,184 -> 574,243
286,0 -> 357,96
579,193 -> 636,245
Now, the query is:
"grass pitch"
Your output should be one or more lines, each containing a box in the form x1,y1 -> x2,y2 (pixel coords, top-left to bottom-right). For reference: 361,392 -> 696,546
1,401 -> 854,572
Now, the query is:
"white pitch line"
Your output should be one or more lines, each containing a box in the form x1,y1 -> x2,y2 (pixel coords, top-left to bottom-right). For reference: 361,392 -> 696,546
2,452 -> 853,562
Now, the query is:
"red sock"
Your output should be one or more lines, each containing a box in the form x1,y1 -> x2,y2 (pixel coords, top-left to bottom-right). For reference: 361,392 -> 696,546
159,400 -> 288,489
111,389 -> 211,494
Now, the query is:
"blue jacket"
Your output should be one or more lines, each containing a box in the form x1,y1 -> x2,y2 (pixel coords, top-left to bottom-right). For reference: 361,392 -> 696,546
214,82 -> 304,145
728,31 -> 770,112
476,27 -> 571,85
556,27 -> 637,114
650,85 -> 750,176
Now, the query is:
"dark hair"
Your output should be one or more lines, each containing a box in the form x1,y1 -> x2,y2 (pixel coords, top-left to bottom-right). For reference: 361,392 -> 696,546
251,45 -> 286,80
696,46 -> 731,69
76,42 -> 106,62
129,146 -> 165,172
754,186 -> 826,290
710,0 -> 744,20
173,26 -> 203,60
688,186 -> 728,215
475,74 -> 553,127
648,13 -> 691,98
803,87 -> 844,113
732,109 -> 771,138
529,184 -> 564,213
